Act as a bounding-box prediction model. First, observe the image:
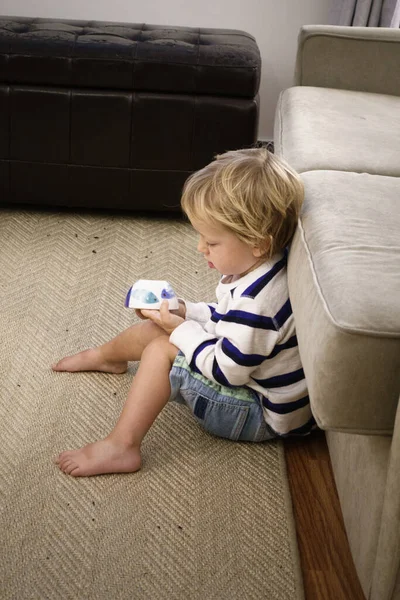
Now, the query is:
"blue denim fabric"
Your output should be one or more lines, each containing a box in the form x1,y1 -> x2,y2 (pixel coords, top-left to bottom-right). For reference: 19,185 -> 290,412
169,353 -> 277,443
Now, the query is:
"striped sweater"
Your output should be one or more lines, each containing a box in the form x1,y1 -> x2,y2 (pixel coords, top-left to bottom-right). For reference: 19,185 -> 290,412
169,251 -> 314,436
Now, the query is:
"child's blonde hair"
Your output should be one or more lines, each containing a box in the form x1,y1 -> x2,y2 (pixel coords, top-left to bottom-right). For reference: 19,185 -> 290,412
181,148 -> 304,258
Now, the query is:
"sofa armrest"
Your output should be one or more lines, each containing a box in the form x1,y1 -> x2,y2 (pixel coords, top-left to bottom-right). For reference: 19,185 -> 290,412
370,395 -> 400,600
295,25 -> 400,96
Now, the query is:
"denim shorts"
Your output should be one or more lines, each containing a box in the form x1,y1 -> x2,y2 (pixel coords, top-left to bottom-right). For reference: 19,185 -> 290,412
169,353 -> 277,443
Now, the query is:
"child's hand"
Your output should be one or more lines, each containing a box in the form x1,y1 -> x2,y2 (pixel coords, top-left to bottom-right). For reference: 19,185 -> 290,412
141,301 -> 185,334
134,309 -> 147,320
136,299 -> 186,322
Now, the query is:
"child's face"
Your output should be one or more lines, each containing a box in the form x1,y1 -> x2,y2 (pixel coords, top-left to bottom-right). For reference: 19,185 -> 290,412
191,219 -> 264,277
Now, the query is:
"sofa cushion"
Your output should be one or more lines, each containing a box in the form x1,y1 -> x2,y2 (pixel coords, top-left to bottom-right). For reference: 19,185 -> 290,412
288,170 -> 400,433
0,16 -> 261,97
275,86 -> 400,177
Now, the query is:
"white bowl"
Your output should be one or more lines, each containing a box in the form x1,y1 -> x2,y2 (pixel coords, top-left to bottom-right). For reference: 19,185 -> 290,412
125,279 -> 179,310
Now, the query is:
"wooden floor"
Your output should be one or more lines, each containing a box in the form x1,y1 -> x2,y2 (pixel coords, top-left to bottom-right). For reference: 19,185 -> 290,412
284,430 -> 366,600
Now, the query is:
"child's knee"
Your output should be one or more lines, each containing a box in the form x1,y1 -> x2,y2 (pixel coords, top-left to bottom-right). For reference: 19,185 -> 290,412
143,336 -> 179,364
138,318 -> 169,348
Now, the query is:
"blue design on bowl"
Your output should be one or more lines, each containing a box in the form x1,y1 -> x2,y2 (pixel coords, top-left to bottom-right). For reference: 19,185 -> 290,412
161,286 -> 175,299
124,286 -> 133,308
131,289 -> 159,304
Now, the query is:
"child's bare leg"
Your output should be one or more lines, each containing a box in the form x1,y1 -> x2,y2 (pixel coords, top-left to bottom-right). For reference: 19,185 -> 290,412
52,320 -> 167,373
55,337 -> 179,476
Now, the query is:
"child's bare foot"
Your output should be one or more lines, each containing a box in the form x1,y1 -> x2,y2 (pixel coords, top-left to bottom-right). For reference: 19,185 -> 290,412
55,437 -> 142,477
51,348 -> 127,374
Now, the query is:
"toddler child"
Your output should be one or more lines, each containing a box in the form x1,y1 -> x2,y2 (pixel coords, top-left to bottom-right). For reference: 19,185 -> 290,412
53,148 -> 314,477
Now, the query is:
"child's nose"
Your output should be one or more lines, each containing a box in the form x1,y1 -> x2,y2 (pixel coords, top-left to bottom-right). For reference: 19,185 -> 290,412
197,238 -> 207,253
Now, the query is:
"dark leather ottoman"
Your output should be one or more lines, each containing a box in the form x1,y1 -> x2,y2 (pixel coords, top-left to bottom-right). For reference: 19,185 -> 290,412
0,16 -> 261,212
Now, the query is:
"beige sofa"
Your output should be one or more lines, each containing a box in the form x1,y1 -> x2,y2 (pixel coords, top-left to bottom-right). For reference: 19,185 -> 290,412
275,25 -> 400,600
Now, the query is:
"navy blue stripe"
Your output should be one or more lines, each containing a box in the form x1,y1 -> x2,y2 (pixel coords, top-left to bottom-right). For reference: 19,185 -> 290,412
211,309 -> 278,331
268,416 -> 316,438
207,304 -> 216,315
286,416 -> 316,436
262,394 -> 310,415
190,338 -> 218,372
222,335 -> 298,366
253,367 -> 305,388
210,310 -> 221,324
274,298 -> 292,329
221,338 -> 265,367
212,358 -> 231,387
267,335 -> 298,359
242,253 -> 287,298
210,300 -> 291,332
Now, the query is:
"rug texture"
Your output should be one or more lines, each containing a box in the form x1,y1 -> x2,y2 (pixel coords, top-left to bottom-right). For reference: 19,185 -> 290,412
0,208 -> 304,600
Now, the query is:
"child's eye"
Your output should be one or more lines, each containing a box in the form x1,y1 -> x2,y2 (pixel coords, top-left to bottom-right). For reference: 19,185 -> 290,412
206,243 -> 216,247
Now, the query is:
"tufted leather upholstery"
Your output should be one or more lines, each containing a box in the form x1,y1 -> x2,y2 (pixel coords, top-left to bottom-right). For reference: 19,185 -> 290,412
0,16 -> 261,211
0,17 -> 261,96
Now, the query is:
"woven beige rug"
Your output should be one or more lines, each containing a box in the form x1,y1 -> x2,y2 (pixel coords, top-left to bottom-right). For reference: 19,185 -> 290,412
0,208 -> 304,600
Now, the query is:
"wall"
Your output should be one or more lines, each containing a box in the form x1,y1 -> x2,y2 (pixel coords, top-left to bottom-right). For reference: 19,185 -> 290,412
0,0 -> 332,139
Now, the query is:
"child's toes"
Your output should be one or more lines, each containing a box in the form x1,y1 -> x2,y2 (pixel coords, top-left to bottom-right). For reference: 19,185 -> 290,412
56,451 -> 74,470
55,450 -> 68,464
60,457 -> 73,471
64,461 -> 79,475
60,457 -> 82,476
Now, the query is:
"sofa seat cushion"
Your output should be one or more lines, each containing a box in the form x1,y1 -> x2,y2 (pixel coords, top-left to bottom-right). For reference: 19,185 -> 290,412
288,170 -> 400,433
275,86 -> 400,177
0,16 -> 260,96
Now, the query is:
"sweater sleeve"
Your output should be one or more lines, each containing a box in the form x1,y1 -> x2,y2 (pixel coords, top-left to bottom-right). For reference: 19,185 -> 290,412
170,298 -> 281,387
181,300 -> 218,325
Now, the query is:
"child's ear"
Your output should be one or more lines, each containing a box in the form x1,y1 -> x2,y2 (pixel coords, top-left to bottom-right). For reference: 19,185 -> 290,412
252,239 -> 270,258
252,246 -> 264,258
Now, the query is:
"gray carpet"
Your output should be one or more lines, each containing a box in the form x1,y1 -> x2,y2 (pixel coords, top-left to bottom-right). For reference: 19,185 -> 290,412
0,208 -> 304,600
